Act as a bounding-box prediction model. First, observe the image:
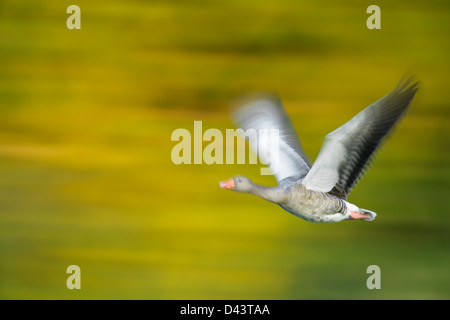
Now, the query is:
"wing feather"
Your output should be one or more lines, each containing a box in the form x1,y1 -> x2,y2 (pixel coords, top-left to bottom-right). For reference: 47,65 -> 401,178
302,77 -> 419,199
232,93 -> 312,185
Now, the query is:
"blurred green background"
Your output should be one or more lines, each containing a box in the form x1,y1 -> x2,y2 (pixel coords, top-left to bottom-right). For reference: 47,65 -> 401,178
0,0 -> 449,299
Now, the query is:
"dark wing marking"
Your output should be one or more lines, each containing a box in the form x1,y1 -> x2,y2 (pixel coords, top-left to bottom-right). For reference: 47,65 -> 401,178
302,77 -> 419,199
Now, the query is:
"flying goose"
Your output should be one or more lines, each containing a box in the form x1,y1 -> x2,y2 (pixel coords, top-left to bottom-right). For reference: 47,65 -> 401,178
220,77 -> 419,222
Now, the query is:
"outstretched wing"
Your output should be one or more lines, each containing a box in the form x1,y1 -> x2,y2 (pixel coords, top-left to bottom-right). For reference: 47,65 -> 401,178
232,93 -> 312,185
302,77 -> 419,199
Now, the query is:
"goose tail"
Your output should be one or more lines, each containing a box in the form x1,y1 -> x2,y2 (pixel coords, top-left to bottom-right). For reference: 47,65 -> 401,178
359,208 -> 377,221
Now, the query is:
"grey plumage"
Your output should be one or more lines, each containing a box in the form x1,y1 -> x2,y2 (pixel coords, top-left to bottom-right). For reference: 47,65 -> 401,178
302,77 -> 419,199
221,77 -> 419,223
231,93 -> 312,184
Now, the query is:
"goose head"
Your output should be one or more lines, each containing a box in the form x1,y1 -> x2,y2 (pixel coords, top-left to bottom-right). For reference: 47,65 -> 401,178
219,175 -> 254,193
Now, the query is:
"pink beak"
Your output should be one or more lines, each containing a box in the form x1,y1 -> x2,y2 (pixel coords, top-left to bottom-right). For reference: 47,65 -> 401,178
219,178 -> 235,190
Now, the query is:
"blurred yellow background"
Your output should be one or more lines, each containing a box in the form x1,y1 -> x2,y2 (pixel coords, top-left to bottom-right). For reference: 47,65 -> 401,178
0,0 -> 449,299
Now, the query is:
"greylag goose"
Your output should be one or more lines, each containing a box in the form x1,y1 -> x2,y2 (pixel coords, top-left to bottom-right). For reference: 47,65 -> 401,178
220,77 -> 419,222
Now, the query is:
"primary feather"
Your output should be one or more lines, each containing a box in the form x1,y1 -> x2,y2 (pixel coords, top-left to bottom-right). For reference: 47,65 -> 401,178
232,93 -> 312,184
301,77 -> 419,199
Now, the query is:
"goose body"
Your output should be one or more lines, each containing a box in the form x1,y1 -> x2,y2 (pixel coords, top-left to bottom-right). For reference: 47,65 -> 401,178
220,77 -> 419,223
